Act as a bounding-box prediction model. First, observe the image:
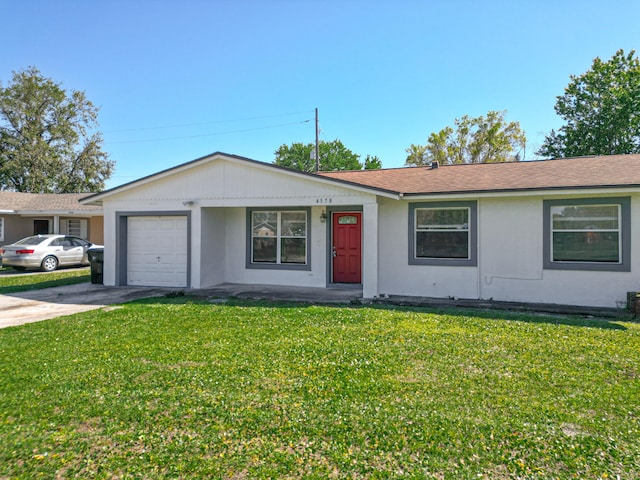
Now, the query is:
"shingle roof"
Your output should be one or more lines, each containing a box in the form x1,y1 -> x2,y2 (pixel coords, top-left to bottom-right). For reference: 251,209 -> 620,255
0,192 -> 102,212
317,154 -> 640,196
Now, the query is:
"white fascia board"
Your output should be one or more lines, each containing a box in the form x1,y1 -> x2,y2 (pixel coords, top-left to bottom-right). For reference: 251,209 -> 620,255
403,186 -> 640,201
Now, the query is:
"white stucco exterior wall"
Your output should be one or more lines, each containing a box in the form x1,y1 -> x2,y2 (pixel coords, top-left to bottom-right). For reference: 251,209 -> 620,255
362,202 -> 379,298
97,155 -> 382,293
93,154 -> 639,309
377,197 -> 480,299
101,205 -> 117,287
478,195 -> 639,308
200,208 -> 227,288
377,193 -> 640,308
220,206 -> 328,288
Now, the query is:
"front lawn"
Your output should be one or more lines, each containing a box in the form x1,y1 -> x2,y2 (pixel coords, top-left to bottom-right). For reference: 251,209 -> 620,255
1,299 -> 639,478
0,268 -> 90,294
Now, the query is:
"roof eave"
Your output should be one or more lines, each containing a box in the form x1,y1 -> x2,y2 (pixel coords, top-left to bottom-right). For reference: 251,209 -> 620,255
16,209 -> 102,215
401,183 -> 640,198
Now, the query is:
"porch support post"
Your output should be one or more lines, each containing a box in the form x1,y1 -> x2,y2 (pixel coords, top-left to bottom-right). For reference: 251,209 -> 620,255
362,202 -> 379,299
53,215 -> 60,234
190,206 -> 201,289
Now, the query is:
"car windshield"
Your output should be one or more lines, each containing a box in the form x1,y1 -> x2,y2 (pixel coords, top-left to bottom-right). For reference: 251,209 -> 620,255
15,236 -> 49,246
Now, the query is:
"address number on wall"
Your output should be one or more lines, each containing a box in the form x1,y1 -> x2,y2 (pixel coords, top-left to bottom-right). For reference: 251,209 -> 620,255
315,197 -> 333,204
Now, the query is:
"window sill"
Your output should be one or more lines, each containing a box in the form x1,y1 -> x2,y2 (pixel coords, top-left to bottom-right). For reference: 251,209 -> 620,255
247,263 -> 311,271
543,262 -> 630,272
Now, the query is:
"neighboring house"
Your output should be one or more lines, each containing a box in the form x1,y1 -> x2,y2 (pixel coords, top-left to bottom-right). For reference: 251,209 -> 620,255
0,192 -> 104,246
80,152 -> 640,309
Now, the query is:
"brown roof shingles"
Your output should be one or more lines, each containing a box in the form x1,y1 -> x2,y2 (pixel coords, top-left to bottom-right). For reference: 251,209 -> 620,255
317,154 -> 640,195
0,192 -> 101,212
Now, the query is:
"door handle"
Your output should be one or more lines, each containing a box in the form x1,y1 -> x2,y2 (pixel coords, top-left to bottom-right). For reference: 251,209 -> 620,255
332,246 -> 337,258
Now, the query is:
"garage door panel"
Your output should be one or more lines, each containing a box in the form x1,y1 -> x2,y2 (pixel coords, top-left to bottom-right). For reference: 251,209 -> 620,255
157,237 -> 174,249
127,216 -> 188,287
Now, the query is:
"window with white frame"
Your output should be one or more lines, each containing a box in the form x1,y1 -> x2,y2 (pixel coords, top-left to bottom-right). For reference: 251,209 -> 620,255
68,219 -> 82,237
62,219 -> 87,238
408,201 -> 477,266
248,209 -> 310,269
0,217 -> 4,241
543,197 -> 630,271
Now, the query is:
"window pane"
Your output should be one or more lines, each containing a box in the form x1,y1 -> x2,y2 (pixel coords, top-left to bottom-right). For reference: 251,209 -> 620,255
70,237 -> 89,247
18,236 -> 48,245
417,208 -> 468,230
553,232 -> 619,262
281,212 -> 306,237
68,219 -> 82,236
338,215 -> 358,225
552,205 -> 618,230
253,238 -> 277,263
250,210 -> 308,266
416,231 -> 469,258
281,238 -> 306,264
252,212 -> 277,237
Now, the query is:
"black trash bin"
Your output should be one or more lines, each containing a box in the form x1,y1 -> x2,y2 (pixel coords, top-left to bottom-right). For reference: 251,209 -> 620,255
87,247 -> 104,284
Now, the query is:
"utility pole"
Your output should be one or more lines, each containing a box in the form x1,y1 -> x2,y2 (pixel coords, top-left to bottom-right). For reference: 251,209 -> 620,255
315,108 -> 320,172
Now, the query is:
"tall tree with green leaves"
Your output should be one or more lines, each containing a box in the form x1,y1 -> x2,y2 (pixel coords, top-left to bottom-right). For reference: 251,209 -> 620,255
0,67 -> 114,193
537,49 -> 640,158
406,111 -> 526,166
274,139 -> 381,172
363,154 -> 382,170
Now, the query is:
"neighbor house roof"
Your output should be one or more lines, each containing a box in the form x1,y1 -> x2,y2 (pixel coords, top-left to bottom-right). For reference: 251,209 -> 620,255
0,192 -> 102,213
317,154 -> 640,196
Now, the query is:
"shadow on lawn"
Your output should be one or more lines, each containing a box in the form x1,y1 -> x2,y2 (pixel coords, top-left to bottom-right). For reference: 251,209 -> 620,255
415,305 -> 629,330
135,294 -> 630,331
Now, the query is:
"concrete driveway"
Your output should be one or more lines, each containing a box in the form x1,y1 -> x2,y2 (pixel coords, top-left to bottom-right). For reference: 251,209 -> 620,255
0,272 -> 365,329
0,282 -> 170,329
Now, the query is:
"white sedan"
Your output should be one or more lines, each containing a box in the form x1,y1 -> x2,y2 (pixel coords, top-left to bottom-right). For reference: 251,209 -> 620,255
0,235 -> 102,272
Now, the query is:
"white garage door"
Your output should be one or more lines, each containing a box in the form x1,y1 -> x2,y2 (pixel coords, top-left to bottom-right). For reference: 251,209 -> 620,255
127,216 -> 188,287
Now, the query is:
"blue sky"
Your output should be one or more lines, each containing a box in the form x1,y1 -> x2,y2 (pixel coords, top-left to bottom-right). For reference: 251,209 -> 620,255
2,0 -> 639,189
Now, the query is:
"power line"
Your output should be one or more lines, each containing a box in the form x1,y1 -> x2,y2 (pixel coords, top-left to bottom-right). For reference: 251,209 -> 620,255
105,118 -> 313,145
104,110 -> 315,134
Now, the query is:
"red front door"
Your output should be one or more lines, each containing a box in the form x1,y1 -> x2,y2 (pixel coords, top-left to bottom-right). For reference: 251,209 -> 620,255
332,212 -> 362,283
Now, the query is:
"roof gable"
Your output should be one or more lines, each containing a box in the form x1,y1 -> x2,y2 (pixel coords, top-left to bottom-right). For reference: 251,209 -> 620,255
81,152 -> 397,204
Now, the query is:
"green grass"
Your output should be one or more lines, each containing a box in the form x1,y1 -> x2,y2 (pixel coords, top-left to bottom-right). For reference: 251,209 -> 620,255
0,268 -> 90,294
1,298 -> 639,479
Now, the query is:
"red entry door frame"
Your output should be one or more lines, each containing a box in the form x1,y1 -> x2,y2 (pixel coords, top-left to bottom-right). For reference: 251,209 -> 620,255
332,212 -> 362,283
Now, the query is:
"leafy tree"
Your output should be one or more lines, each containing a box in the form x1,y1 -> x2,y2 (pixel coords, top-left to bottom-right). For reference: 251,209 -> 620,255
0,67 -> 114,192
363,154 -> 382,170
274,139 -> 382,172
405,144 -> 428,166
537,49 -> 640,158
405,110 -> 526,166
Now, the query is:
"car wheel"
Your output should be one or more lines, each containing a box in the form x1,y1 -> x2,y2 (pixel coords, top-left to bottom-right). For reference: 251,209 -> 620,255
12,266 -> 27,271
41,256 -> 58,272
